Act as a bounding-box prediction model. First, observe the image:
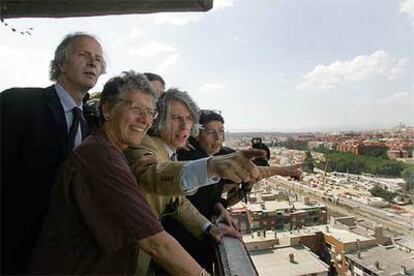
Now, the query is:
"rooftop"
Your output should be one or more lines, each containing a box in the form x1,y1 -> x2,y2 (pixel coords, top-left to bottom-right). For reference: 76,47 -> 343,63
232,200 -> 326,213
250,245 -> 329,276
346,246 -> 414,275
394,237 -> 414,251
264,201 -> 292,211
243,231 -> 278,243
311,224 -> 372,243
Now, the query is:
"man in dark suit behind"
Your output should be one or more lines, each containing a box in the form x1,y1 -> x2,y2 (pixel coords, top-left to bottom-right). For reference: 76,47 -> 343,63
0,32 -> 105,274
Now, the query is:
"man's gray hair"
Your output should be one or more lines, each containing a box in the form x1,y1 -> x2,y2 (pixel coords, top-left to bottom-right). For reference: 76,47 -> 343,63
99,71 -> 156,123
148,88 -> 200,137
49,32 -> 107,81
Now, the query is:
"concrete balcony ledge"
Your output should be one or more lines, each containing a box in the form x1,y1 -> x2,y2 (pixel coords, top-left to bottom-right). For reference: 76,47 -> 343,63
214,236 -> 258,276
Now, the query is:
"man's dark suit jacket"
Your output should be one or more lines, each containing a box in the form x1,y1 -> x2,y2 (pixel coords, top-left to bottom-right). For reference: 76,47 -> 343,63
0,86 -> 76,275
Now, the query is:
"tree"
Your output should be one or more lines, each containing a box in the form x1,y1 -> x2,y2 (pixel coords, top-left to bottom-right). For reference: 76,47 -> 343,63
362,147 -> 388,159
280,138 -> 308,150
402,166 -> 414,193
369,185 -> 396,202
317,151 -> 407,177
303,151 -> 314,173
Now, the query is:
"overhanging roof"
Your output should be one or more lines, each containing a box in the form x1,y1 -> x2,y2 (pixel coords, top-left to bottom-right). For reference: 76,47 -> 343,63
0,0 -> 213,19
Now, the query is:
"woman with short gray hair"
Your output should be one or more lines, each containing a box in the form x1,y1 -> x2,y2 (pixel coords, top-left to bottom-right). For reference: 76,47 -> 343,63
28,71 -> 207,276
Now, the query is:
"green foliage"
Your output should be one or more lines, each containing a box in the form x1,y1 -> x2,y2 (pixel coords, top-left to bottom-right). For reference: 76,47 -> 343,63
369,185 -> 397,202
405,147 -> 414,157
367,159 -> 406,177
315,151 -> 408,177
313,147 -> 335,155
278,138 -> 308,150
303,151 -> 314,173
402,166 -> 414,191
361,147 -> 388,159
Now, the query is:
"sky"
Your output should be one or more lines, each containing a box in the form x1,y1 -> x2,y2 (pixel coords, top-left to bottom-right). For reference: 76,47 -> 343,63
0,0 -> 413,132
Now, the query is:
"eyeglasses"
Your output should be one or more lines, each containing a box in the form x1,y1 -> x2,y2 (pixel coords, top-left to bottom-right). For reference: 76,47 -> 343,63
200,128 -> 225,138
117,99 -> 158,119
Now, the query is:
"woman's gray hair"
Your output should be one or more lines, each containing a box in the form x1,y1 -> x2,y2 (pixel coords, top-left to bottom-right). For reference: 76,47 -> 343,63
49,32 -> 107,81
148,88 -> 200,137
99,70 -> 156,123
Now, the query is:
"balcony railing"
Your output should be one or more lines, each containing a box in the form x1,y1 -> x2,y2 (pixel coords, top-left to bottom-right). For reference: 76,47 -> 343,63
212,235 -> 258,276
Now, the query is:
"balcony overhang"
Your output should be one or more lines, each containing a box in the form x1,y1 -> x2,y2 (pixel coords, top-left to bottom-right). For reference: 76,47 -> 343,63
0,0 -> 213,19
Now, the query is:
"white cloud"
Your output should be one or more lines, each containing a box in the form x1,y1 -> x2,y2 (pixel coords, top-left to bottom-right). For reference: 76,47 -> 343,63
199,82 -> 227,92
400,0 -> 414,24
128,27 -> 144,39
192,82 -> 232,114
129,41 -> 176,58
377,91 -> 412,105
365,91 -> 414,125
156,53 -> 180,74
0,45 -> 51,91
233,36 -> 249,44
149,0 -> 234,26
214,0 -> 234,10
151,13 -> 205,26
388,58 -> 408,80
297,50 -> 407,90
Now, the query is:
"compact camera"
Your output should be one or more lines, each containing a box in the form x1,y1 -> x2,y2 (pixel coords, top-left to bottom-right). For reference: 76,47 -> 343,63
251,137 -> 270,166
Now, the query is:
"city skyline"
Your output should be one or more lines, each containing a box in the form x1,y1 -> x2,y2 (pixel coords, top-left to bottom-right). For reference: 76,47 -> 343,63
1,0 -> 413,132
225,122 -> 413,134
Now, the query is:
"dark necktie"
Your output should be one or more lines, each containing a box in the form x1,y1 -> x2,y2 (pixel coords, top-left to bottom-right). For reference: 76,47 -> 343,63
67,107 -> 82,151
170,152 -> 177,161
